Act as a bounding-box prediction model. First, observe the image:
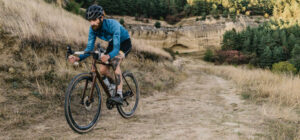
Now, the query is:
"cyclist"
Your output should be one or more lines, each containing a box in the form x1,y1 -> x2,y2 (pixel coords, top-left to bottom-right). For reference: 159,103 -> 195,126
68,4 -> 132,104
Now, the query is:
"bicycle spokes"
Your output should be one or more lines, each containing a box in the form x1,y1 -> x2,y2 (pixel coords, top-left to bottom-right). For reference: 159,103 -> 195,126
65,74 -> 101,133
116,72 -> 139,118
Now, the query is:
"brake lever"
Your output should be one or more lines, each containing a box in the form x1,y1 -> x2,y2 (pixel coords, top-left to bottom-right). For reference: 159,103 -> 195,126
66,46 -> 79,66
66,46 -> 74,60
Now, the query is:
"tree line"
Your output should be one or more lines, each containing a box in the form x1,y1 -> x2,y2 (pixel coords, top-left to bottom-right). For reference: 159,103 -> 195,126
51,0 -> 284,24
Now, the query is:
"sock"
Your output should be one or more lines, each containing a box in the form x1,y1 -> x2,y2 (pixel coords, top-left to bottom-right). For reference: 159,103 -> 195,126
117,90 -> 123,98
103,77 -> 110,87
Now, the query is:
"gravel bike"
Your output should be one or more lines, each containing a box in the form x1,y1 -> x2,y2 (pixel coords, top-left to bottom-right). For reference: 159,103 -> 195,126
64,45 -> 139,133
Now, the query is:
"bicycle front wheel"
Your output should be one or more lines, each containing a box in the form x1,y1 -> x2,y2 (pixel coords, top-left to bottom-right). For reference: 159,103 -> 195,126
117,71 -> 140,118
64,73 -> 102,133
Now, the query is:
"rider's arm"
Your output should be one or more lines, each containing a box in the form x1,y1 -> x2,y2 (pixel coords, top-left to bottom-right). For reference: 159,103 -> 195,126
107,20 -> 121,59
79,27 -> 96,61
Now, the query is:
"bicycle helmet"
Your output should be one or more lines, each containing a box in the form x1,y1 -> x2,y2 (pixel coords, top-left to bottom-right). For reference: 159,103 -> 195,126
86,5 -> 104,20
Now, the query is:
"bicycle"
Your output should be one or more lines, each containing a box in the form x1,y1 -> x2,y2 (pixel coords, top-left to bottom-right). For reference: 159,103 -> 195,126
64,44 -> 140,133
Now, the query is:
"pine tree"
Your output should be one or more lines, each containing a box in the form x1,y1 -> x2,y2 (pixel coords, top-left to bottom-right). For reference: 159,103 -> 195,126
259,46 -> 273,68
96,0 -> 113,14
272,46 -> 284,63
280,30 -> 288,47
175,0 -> 187,12
75,0 -> 95,8
251,34 -> 259,53
242,37 -> 251,52
222,28 -> 237,50
272,29 -> 280,44
290,44 -> 300,71
257,33 -> 266,56
288,33 -> 297,51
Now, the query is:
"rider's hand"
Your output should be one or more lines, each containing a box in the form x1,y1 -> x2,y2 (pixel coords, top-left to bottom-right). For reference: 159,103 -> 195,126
68,55 -> 80,64
101,55 -> 110,63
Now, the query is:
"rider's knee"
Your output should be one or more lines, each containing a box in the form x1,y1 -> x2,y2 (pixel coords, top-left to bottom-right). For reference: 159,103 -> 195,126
99,67 -> 108,75
114,67 -> 121,74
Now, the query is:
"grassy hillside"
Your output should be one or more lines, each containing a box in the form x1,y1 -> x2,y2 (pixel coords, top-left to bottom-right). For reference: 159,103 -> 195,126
199,60 -> 300,139
0,0 -> 185,132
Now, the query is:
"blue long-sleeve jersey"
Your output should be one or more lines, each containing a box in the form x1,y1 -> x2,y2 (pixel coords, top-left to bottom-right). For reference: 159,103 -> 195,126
79,19 -> 130,60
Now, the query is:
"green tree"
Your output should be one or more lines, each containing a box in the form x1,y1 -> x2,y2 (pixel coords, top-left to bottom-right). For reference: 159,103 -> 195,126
290,44 -> 300,71
242,37 -> 251,52
222,28 -> 237,50
75,0 -> 95,8
272,29 -> 280,44
65,0 -> 82,15
272,46 -> 284,63
259,46 -> 273,68
175,0 -> 187,12
222,10 -> 229,18
288,33 -> 297,51
251,33 -> 259,53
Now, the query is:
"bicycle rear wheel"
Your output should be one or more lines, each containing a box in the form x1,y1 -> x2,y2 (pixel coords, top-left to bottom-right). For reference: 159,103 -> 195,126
64,73 -> 102,133
117,71 -> 139,118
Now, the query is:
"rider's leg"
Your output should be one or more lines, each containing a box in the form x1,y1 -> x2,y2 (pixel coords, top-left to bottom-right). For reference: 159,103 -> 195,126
99,64 -> 113,80
111,54 -> 124,98
115,59 -> 123,97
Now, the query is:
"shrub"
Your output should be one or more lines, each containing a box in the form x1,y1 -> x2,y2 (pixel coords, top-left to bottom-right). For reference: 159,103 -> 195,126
119,18 -> 125,25
222,10 -> 229,18
229,8 -> 236,14
200,13 -> 206,20
245,11 -> 251,16
264,13 -> 269,18
203,49 -> 214,62
272,61 -> 297,74
65,1 -> 81,15
214,50 -> 250,65
154,21 -> 161,28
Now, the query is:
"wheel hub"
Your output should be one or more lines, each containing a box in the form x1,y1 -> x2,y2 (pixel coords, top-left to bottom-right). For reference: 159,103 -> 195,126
84,96 -> 92,111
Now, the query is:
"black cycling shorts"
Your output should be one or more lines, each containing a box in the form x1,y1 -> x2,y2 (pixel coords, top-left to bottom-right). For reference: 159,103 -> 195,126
105,38 -> 132,57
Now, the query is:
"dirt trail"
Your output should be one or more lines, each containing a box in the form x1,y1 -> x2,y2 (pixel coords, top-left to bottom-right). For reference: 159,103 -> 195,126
2,57 -> 267,139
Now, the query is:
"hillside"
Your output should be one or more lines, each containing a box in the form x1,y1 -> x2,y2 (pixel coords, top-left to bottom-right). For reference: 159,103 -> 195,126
1,0 -> 300,139
118,15 -> 265,53
0,0 -> 185,135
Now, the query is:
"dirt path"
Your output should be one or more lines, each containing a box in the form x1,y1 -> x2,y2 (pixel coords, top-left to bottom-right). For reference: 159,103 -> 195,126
3,57 -> 267,139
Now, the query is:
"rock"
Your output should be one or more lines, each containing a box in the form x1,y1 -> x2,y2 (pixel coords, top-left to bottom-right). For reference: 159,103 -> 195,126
8,67 -> 15,74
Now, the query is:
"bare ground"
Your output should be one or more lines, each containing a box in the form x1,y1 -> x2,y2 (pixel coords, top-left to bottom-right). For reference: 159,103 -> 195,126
1,57 -> 268,139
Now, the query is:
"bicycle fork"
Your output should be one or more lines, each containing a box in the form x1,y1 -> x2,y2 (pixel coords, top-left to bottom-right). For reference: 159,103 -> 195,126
80,73 -> 97,105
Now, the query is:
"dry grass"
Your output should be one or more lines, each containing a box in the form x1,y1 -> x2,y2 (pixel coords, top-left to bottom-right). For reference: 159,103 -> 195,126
0,0 -> 88,45
0,0 -> 185,131
198,61 -> 300,107
0,0 -> 170,58
131,38 -> 172,59
198,60 -> 300,139
0,30 -> 185,133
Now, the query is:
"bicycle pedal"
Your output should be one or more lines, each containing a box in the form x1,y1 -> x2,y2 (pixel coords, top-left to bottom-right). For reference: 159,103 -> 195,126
109,96 -> 123,105
106,99 -> 115,110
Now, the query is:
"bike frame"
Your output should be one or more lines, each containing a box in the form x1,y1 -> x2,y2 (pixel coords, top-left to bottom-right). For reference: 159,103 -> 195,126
83,58 -> 134,104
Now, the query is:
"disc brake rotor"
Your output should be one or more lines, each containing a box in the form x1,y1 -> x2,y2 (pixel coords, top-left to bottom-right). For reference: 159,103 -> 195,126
84,96 -> 92,111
